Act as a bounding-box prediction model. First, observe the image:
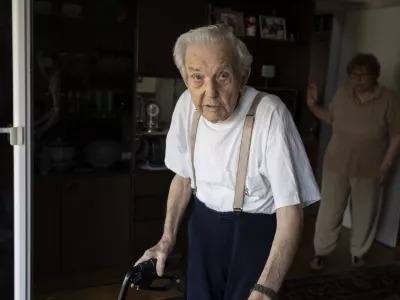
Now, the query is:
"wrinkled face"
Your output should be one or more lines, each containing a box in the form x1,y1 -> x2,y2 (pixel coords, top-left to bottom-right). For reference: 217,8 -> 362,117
349,66 -> 378,92
184,43 -> 244,123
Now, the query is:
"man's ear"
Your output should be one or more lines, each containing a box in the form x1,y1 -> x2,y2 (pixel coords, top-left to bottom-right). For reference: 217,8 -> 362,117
242,68 -> 251,87
182,74 -> 189,88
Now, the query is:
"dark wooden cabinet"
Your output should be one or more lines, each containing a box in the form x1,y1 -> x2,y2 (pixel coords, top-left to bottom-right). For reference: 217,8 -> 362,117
137,0 -> 209,78
61,173 -> 131,273
34,172 -> 132,277
33,177 -> 61,276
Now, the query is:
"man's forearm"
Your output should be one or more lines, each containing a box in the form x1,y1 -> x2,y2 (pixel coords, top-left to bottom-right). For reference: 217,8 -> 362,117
382,134 -> 400,167
256,205 -> 303,293
162,174 -> 192,242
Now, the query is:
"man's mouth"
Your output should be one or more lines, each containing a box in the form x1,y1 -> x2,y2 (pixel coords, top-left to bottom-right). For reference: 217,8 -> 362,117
204,105 -> 221,112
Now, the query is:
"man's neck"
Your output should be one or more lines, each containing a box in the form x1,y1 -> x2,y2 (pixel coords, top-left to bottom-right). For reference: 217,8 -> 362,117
233,93 -> 241,112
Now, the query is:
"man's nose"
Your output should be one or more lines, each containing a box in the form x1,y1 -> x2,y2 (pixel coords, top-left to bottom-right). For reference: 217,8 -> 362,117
205,79 -> 218,99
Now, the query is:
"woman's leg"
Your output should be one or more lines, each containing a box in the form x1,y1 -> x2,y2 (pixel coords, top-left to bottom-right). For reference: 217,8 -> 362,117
311,167 -> 350,269
349,177 -> 382,263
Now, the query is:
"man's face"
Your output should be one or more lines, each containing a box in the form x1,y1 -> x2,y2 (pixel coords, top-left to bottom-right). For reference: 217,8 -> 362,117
184,43 -> 243,123
349,66 -> 377,92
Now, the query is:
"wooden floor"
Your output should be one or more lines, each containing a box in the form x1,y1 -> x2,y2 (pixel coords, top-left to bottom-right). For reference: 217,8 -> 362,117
34,213 -> 400,300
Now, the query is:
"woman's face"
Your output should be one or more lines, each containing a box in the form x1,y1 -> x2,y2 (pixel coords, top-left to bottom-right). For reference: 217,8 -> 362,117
184,43 -> 245,123
349,66 -> 378,92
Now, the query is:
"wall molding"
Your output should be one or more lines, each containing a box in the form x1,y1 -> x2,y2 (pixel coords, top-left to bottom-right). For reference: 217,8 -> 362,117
316,0 -> 400,14
347,0 -> 400,10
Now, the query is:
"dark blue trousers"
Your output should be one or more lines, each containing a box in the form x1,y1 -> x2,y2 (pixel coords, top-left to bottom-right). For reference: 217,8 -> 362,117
187,197 -> 277,300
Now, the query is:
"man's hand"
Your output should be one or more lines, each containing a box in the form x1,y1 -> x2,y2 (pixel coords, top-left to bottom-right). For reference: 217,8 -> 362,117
248,291 -> 271,300
133,236 -> 175,278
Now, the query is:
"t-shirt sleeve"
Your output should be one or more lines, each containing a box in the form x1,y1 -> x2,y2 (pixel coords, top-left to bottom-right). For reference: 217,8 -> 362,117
386,92 -> 400,137
164,91 -> 192,179
260,102 -> 321,210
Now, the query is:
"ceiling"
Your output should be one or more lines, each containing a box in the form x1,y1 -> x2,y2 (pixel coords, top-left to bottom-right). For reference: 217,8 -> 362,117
315,0 -> 400,13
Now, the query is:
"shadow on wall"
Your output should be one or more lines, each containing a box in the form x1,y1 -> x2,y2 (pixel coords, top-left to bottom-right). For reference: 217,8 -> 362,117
394,51 -> 400,94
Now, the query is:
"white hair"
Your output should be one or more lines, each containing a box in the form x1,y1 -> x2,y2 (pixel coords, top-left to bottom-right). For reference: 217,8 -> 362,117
173,24 -> 253,81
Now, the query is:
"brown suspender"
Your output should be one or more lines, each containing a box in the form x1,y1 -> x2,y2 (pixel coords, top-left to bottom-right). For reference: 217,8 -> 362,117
190,92 -> 265,212
190,110 -> 201,194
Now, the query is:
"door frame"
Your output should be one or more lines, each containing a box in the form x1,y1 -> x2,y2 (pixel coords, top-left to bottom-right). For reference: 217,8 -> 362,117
12,0 -> 32,299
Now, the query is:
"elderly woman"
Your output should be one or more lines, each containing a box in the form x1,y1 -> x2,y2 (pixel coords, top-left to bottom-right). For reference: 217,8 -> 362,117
308,54 -> 400,270
136,25 -> 320,300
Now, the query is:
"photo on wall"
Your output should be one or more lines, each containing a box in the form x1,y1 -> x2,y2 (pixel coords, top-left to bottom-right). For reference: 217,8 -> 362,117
259,16 -> 287,40
210,7 -> 245,37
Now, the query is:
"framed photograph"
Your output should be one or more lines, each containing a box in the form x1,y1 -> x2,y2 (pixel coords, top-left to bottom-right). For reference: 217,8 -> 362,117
259,16 -> 287,40
211,7 -> 245,37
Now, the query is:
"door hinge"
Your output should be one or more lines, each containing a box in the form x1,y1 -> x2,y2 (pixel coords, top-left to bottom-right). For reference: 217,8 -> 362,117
0,126 -> 24,146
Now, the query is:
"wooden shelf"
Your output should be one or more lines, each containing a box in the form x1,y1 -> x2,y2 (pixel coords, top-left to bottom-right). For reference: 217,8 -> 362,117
240,36 -> 301,46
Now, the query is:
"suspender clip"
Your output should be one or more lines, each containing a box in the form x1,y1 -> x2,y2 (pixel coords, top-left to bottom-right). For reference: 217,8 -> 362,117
234,207 -> 243,214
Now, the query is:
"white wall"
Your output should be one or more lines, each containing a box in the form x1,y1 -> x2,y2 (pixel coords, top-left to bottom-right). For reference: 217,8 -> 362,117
337,6 -> 400,91
336,6 -> 400,247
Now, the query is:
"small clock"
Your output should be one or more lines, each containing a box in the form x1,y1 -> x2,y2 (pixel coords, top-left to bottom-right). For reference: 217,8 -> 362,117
144,100 -> 160,132
146,102 -> 160,117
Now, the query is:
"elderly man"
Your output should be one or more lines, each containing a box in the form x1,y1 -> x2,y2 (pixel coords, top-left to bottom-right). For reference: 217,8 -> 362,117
308,53 -> 400,271
136,25 -> 320,300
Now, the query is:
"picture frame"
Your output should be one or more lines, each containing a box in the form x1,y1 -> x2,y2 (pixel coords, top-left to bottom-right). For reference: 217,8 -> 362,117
259,15 -> 287,40
211,7 -> 245,37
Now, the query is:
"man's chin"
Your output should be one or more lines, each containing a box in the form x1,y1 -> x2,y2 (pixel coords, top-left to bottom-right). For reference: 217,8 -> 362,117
202,112 -> 227,124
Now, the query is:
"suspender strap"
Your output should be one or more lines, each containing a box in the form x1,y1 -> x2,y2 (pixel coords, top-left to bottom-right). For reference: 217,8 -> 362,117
233,92 -> 265,212
190,110 -> 201,194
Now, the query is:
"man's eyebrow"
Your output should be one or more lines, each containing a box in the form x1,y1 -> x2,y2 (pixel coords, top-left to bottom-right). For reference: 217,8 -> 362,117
188,66 -> 201,72
219,63 -> 233,70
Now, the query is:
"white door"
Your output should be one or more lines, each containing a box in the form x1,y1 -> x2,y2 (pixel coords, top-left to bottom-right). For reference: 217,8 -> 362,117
0,1 -> 32,299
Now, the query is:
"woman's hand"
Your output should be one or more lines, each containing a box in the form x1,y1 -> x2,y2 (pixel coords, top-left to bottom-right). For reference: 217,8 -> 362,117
307,83 -> 318,108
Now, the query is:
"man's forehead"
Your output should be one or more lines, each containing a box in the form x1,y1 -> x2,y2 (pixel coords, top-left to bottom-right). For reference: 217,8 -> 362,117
187,63 -> 233,72
186,44 -> 233,65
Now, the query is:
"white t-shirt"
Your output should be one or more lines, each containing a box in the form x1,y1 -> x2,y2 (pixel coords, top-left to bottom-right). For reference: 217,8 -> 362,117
165,86 -> 321,214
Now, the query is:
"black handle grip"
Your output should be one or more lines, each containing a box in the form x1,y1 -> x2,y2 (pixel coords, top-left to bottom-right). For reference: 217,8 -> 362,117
132,253 -> 183,274
117,253 -> 183,300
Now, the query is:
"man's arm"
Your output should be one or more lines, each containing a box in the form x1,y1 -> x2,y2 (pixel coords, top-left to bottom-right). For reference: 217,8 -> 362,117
252,99 -> 319,299
163,174 -> 192,243
254,205 -> 303,295
134,174 -> 192,277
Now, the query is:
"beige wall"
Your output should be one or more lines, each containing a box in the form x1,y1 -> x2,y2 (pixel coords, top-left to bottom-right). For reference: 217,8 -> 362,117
338,6 -> 400,92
